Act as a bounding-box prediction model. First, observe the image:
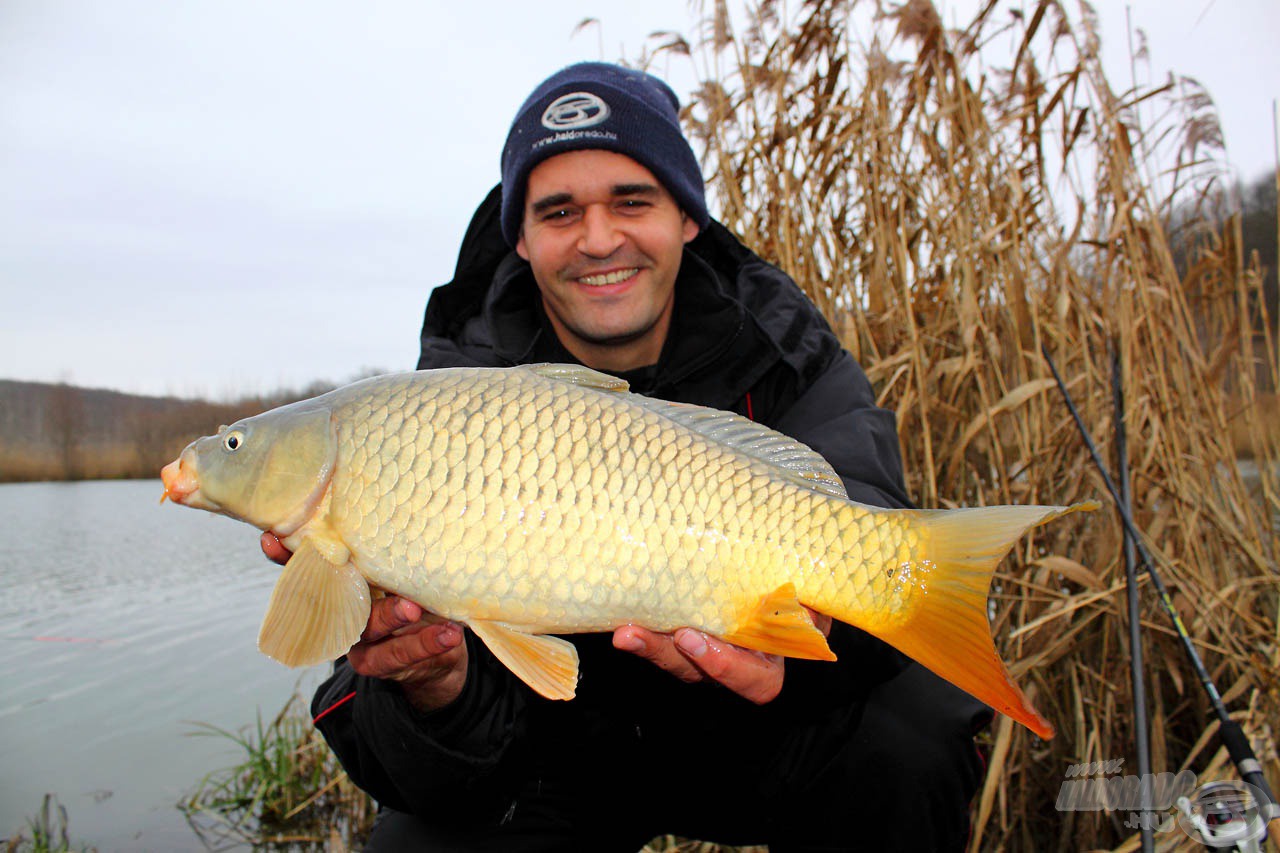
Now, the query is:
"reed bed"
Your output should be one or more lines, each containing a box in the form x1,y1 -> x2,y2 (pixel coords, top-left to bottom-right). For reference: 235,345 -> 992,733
639,0 -> 1278,849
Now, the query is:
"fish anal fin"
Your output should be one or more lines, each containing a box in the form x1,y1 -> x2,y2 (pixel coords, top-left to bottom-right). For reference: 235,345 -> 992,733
469,621 -> 580,700
258,538 -> 370,668
722,584 -> 836,661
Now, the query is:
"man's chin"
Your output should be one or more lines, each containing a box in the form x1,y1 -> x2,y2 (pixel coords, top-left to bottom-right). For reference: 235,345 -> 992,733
566,321 -> 658,348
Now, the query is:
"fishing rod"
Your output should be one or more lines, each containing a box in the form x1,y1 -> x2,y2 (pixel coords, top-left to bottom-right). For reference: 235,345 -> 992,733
1041,344 -> 1280,847
1112,347 -> 1155,853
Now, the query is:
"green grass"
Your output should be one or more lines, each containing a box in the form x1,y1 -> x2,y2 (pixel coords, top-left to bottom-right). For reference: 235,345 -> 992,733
179,692 -> 374,850
3,795 -> 96,853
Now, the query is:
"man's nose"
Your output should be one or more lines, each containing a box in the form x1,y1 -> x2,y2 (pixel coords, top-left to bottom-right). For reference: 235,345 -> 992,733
576,206 -> 625,257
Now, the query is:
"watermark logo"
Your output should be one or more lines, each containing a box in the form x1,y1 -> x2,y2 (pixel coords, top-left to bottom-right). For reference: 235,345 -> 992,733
1055,758 -> 1195,832
1055,759 -> 1269,845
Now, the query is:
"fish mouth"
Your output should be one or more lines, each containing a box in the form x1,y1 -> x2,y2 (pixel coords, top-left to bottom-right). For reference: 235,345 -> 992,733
160,453 -> 202,505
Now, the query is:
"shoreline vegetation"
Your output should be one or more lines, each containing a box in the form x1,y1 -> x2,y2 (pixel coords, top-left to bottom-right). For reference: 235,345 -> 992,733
0,372 -> 384,484
179,693 -> 375,851
5,0 -> 1277,850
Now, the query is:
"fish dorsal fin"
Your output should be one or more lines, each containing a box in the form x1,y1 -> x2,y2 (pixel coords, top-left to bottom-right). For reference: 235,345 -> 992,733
526,362 -> 844,499
524,363 -> 630,392
468,620 -> 580,700
258,537 -> 370,668
629,396 -> 849,499
721,583 -> 837,660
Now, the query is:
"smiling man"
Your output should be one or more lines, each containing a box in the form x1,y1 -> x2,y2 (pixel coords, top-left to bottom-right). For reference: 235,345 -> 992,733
515,149 -> 699,371
300,63 -> 992,851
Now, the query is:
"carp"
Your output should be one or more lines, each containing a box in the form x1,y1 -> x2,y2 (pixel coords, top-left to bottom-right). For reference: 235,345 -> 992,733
161,363 -> 1093,738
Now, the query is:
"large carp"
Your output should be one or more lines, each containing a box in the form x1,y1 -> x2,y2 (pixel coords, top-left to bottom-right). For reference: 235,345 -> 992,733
162,363 -> 1092,738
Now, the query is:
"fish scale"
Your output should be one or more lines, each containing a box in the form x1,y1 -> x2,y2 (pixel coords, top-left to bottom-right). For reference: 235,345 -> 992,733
161,363 -> 1096,738
384,371 -> 733,630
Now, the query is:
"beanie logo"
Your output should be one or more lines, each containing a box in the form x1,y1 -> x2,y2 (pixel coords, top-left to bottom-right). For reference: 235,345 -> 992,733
541,92 -> 610,131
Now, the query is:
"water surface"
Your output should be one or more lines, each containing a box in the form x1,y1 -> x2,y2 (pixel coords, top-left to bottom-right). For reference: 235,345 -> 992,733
0,480 -> 324,850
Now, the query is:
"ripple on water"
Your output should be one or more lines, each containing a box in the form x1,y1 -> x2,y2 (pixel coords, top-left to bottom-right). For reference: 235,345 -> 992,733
0,480 -> 327,849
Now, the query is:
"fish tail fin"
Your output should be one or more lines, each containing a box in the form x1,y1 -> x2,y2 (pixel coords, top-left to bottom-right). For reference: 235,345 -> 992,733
835,501 -> 1097,740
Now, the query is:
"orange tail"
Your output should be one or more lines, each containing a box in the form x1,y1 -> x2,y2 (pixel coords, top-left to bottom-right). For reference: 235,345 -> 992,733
853,502 -> 1097,740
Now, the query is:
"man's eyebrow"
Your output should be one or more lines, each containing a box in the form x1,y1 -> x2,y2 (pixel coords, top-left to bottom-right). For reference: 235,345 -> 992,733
529,183 -> 661,215
612,182 -> 660,197
530,192 -> 574,215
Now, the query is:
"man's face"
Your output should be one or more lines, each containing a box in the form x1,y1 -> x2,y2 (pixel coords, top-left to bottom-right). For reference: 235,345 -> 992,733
516,149 -> 700,372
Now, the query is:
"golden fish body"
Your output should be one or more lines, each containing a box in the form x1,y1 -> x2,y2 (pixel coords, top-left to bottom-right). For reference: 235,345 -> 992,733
332,368 -> 892,636
162,364 -> 1091,738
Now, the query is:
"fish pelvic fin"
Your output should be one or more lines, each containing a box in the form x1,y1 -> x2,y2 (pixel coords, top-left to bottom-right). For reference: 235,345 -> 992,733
722,583 -> 836,660
258,537 -> 370,668
845,502 -> 1097,740
468,621 -> 580,701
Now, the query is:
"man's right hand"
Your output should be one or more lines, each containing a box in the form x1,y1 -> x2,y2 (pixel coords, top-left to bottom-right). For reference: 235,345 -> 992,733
260,531 -> 468,712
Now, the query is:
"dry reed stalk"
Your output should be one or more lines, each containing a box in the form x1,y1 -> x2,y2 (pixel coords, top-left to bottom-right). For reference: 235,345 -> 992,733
638,1 -> 1279,849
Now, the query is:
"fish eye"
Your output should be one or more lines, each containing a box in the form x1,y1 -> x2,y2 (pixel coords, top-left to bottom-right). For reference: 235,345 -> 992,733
222,429 -> 245,452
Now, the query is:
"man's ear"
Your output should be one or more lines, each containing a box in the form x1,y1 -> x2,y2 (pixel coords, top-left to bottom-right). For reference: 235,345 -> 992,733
682,213 -> 699,244
516,225 -> 529,261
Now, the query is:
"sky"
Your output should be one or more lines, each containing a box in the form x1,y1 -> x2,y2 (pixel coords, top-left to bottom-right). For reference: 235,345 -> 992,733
2,0 -> 1276,400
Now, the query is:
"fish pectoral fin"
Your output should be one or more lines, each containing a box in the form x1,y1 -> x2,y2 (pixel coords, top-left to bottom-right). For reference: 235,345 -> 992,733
468,621 -> 580,701
721,584 -> 836,661
258,538 -> 370,668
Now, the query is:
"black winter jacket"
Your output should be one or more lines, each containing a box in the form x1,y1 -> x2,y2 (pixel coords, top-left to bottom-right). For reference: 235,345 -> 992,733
312,186 -> 916,827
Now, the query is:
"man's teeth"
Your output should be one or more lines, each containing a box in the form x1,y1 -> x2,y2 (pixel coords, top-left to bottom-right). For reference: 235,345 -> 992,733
578,268 -> 638,286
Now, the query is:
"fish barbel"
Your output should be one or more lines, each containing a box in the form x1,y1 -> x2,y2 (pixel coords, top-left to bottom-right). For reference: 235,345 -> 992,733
161,363 -> 1094,738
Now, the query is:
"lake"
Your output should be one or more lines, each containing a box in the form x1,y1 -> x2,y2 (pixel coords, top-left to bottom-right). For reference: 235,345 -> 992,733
0,480 -> 326,851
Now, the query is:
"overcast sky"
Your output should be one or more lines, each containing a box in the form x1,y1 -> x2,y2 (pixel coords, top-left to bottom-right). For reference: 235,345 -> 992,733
2,1 -> 1276,400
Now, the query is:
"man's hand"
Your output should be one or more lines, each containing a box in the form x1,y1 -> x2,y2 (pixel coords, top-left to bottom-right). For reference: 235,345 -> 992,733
259,532 -> 468,712
612,610 -> 831,705
348,597 -> 468,712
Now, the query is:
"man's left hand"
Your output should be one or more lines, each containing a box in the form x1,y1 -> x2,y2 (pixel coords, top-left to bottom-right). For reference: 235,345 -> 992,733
612,610 -> 831,705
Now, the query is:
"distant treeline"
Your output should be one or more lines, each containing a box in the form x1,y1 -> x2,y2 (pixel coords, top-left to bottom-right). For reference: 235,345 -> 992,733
0,373 -> 383,482
1167,169 -> 1279,392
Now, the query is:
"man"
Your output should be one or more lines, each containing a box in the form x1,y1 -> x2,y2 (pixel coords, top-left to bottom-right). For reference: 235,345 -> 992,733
276,62 -> 990,851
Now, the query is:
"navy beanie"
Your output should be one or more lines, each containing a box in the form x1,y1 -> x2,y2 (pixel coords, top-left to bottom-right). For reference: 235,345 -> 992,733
499,62 -> 709,247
